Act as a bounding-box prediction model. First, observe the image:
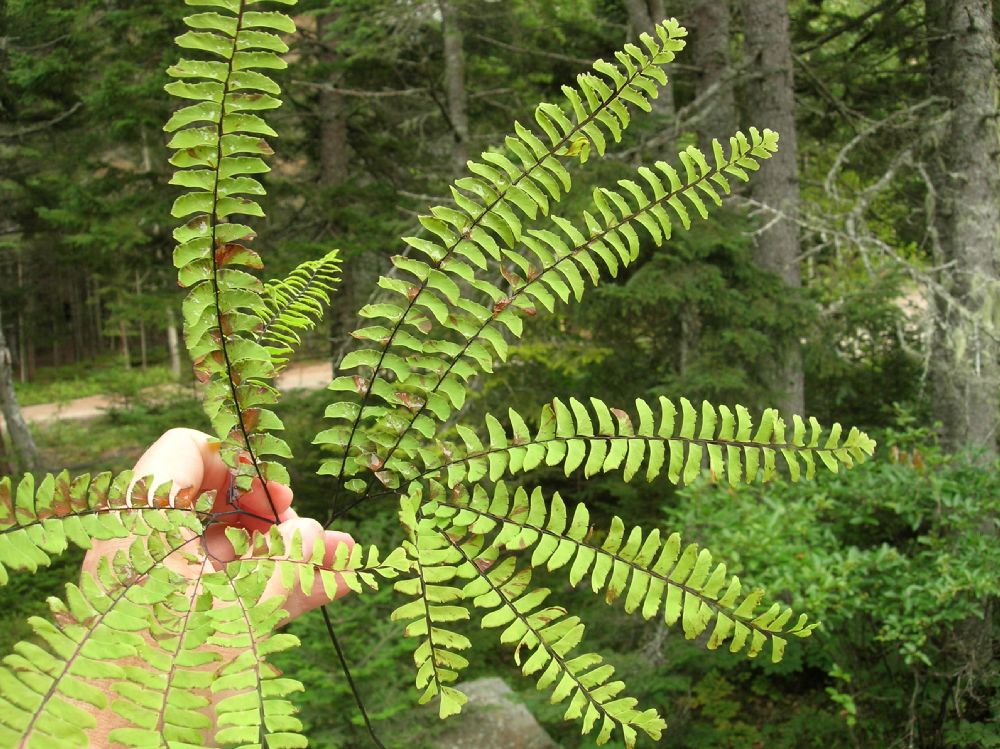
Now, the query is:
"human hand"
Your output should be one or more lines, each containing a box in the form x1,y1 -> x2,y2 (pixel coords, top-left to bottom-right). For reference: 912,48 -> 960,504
82,427 -> 355,622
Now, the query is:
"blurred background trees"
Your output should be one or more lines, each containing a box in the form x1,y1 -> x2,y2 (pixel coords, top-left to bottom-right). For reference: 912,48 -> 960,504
1,0 -> 998,746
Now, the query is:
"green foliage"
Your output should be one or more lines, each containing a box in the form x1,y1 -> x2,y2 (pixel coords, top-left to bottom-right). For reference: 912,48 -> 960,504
0,5 -> 880,749
260,251 -> 341,371
0,470 -> 208,584
13,363 -> 176,408
426,396 -> 873,489
651,430 -> 1000,748
167,0 -> 301,492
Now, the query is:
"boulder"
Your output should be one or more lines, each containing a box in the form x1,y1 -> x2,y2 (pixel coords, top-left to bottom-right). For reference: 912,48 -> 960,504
431,677 -> 557,749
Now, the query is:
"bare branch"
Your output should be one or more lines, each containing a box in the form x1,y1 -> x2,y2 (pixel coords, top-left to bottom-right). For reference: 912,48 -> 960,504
0,102 -> 82,140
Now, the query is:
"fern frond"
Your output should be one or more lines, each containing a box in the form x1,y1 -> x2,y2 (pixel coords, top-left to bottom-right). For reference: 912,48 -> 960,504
204,562 -> 308,749
397,490 -> 665,747
107,556 -> 217,748
0,471 -> 211,585
425,481 -> 816,664
317,19 -> 688,493
319,125 -> 773,499
392,498 -> 475,717
450,537 -> 666,748
228,524 -> 407,597
166,0 -> 300,491
259,251 -> 342,372
0,532 -> 202,748
426,395 -> 876,487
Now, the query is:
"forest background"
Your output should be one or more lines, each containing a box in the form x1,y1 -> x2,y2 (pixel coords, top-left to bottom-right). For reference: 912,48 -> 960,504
1,0 -> 999,747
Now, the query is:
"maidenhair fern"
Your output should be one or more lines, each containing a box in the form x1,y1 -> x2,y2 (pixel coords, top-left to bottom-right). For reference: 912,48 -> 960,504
0,4 -> 876,749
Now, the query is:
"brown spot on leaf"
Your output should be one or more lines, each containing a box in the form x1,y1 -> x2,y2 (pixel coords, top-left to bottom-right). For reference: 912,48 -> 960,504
610,408 -> 634,435
0,483 -> 13,526
397,392 -> 425,413
174,486 -> 196,510
500,266 -> 522,286
533,606 -> 566,625
215,243 -> 263,269
242,408 -> 260,433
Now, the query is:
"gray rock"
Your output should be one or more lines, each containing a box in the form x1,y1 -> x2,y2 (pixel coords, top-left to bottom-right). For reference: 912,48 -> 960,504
432,677 -> 558,749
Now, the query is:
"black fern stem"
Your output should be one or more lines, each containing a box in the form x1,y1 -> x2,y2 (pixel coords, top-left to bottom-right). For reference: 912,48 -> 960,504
320,605 -> 389,749
208,0 -> 280,524
328,162 -> 721,528
325,55 -> 658,520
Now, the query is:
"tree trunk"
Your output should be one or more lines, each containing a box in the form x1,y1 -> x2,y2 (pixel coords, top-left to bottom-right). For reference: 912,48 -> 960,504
70,277 -> 85,362
925,0 -> 999,458
622,0 -> 676,121
166,306 -> 182,378
315,13 -> 370,367
0,424 -> 12,477
440,0 -> 469,175
690,0 -> 737,145
134,271 -> 147,370
0,310 -> 39,475
119,319 -> 131,370
318,80 -> 349,187
739,0 -> 804,417
88,273 -> 103,355
16,252 -> 28,382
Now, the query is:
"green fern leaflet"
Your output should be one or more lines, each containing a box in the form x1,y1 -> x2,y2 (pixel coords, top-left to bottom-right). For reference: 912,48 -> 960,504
0,5 -> 875,749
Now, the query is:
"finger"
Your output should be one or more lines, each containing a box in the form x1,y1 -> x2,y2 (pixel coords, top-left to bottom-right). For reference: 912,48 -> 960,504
202,480 -> 294,563
226,480 -> 293,533
132,428 -> 229,503
264,518 -> 356,622
84,428 -> 224,582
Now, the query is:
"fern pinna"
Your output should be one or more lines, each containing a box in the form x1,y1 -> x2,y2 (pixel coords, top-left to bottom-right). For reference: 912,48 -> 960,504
0,3 -> 876,748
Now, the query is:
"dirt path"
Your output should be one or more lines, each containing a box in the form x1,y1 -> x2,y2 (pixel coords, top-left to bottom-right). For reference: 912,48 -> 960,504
6,360 -> 334,426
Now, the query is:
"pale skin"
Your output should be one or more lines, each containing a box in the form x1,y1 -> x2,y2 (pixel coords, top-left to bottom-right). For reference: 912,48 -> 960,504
81,428 -> 355,745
